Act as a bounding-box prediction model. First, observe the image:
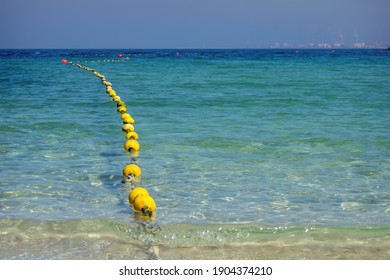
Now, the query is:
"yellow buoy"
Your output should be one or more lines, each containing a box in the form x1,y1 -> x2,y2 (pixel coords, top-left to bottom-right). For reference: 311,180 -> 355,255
124,139 -> 140,151
117,101 -> 126,107
108,90 -> 117,97
121,113 -> 132,120
123,163 -> 141,178
106,86 -> 112,93
113,96 -> 121,102
122,116 -> 135,124
93,72 -> 104,79
125,131 -> 139,140
117,106 -> 127,114
129,187 -> 149,205
122,123 -> 134,132
133,194 -> 156,217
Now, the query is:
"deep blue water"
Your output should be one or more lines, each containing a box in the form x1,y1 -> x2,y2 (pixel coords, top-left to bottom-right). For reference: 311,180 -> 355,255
0,49 -> 389,259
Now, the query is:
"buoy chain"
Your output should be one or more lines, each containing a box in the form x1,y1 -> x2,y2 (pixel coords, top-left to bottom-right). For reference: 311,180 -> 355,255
61,56 -> 130,65
62,57 -> 157,221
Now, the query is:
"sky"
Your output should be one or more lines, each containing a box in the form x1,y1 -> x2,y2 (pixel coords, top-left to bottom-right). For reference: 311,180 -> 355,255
0,0 -> 389,48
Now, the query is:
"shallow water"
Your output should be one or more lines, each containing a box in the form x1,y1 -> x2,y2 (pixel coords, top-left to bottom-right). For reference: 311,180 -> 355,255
1,49 -> 389,259
1,219 -> 389,259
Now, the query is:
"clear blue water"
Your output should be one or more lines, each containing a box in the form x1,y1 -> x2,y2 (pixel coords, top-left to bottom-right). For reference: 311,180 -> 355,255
1,49 -> 389,259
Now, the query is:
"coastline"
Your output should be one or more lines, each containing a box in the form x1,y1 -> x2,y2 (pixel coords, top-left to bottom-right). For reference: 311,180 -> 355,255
1,219 -> 389,260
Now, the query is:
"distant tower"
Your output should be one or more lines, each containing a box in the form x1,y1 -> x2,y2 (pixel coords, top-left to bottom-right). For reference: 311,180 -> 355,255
335,32 -> 344,47
354,32 -> 359,43
353,31 -> 365,48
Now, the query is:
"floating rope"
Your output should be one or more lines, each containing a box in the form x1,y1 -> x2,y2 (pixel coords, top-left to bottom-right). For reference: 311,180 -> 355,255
62,57 -> 157,222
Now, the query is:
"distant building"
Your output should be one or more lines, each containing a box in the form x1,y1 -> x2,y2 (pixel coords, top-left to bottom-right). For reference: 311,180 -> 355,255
353,42 -> 366,48
318,43 -> 332,48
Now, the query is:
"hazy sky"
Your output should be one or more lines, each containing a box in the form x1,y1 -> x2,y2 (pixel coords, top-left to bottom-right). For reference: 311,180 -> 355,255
1,0 -> 389,48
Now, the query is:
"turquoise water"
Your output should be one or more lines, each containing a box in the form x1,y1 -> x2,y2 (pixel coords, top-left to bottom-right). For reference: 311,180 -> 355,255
1,49 -> 389,259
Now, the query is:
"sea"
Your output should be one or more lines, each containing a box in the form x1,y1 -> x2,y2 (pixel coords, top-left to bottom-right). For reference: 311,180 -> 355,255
0,49 -> 389,259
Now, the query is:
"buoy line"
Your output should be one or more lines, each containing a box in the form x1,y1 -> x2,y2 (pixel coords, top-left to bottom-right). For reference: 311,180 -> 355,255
61,54 -> 130,65
61,56 -> 157,223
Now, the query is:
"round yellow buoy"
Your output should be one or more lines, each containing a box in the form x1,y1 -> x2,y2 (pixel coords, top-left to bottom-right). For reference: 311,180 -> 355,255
117,106 -> 127,114
128,187 -> 149,205
122,116 -> 135,124
122,123 -> 134,132
106,86 -> 112,93
108,90 -> 117,97
121,113 -> 132,120
113,96 -> 121,102
133,194 -> 156,217
124,139 -> 140,151
117,101 -> 126,107
125,131 -> 139,140
123,163 -> 142,178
